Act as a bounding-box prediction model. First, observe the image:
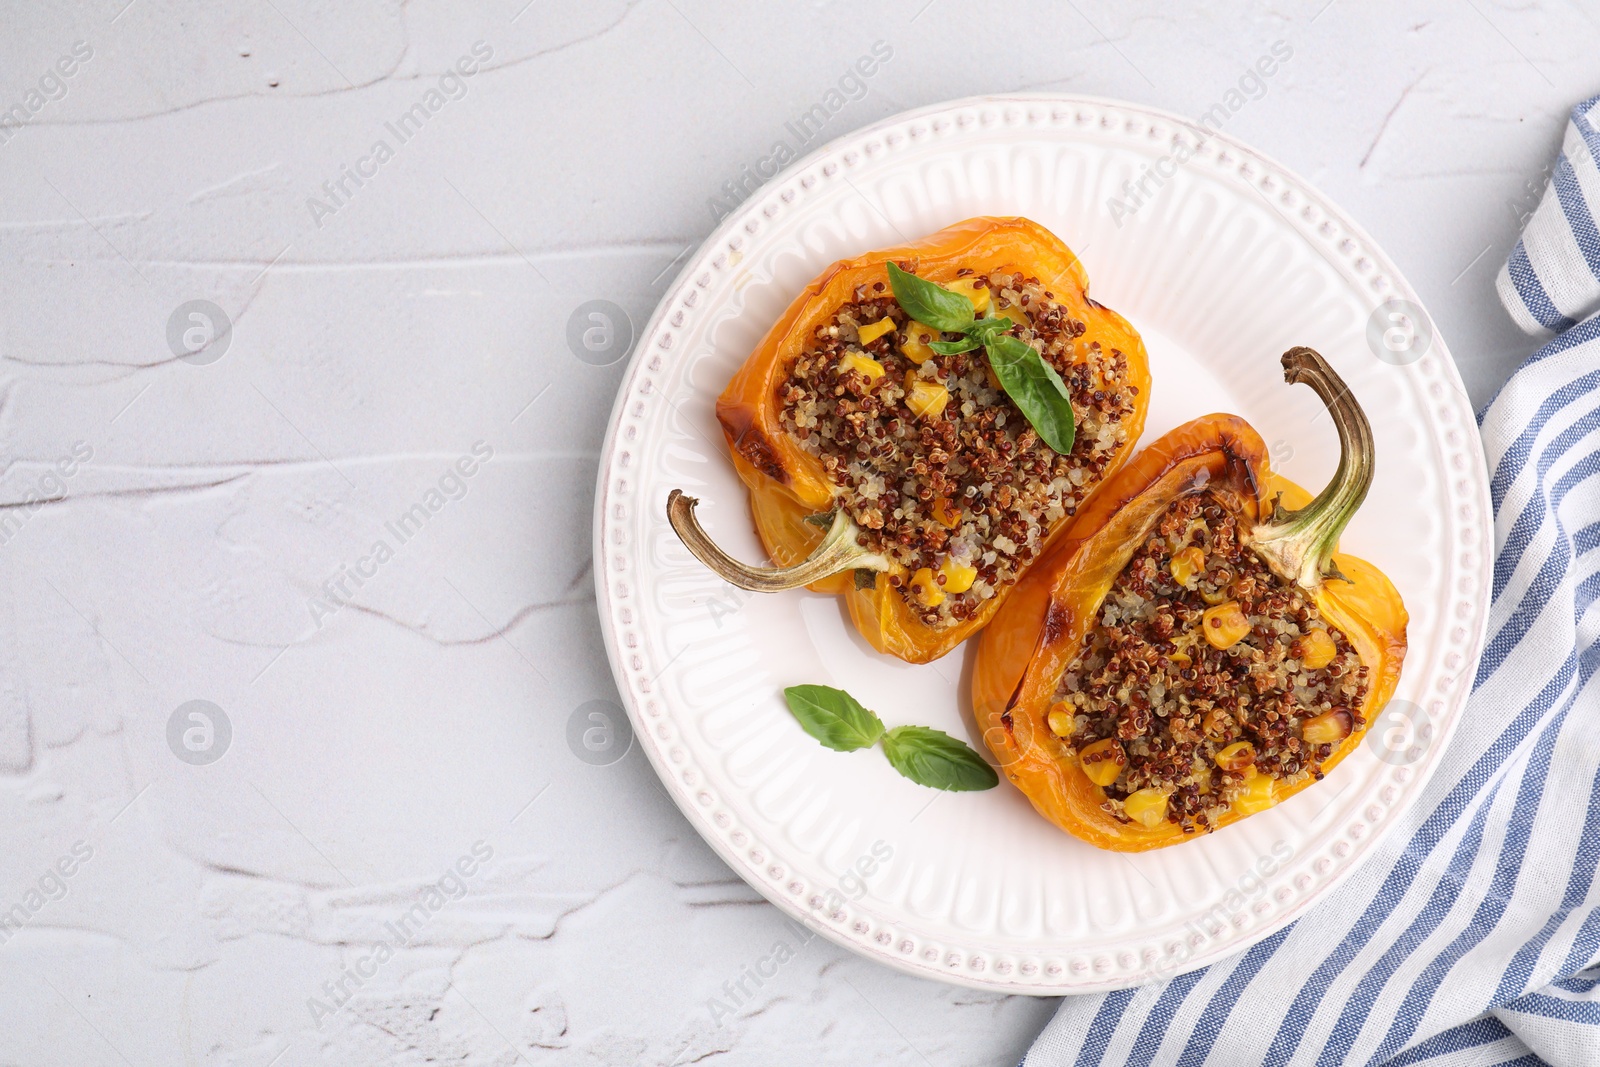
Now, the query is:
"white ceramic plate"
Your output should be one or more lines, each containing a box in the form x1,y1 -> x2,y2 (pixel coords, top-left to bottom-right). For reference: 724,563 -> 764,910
593,94 -> 1493,994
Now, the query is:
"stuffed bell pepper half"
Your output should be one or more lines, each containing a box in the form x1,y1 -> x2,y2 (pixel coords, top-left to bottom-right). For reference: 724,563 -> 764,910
973,347 -> 1407,850
667,216 -> 1151,663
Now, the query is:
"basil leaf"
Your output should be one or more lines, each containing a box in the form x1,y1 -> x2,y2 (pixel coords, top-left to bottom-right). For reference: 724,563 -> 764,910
928,337 -> 979,355
985,334 -> 1076,454
964,317 -> 1012,344
783,685 -> 885,751
880,726 -> 999,791
887,262 -> 975,334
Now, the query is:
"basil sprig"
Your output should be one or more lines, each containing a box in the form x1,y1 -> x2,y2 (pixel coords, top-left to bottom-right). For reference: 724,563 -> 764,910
986,335 -> 1076,453
886,262 -> 977,332
782,684 -> 998,792
886,262 -> 1076,454
880,725 -> 1000,791
782,684 -> 884,751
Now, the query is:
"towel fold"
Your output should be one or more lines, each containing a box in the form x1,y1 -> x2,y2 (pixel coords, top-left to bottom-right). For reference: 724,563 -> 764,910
1499,95 -> 1600,337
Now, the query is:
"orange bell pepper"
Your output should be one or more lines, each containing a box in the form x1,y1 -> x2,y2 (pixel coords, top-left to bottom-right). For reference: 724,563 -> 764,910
972,347 -> 1407,850
666,217 -> 1152,663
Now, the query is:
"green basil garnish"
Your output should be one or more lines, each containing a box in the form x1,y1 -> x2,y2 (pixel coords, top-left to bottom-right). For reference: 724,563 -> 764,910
985,333 -> 1076,454
783,684 -> 885,751
883,262 -> 1076,455
964,317 -> 1012,344
780,684 -> 997,791
886,262 -> 975,333
927,337 -> 980,356
880,725 -> 1000,791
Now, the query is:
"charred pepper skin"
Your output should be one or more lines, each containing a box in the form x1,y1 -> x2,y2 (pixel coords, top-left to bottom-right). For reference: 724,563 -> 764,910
667,217 -> 1153,664
972,348 -> 1408,851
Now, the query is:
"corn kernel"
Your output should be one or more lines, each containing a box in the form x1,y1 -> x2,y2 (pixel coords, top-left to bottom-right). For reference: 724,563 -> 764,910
1202,600 -> 1251,650
856,317 -> 896,345
1200,586 -> 1231,605
1302,709 -> 1353,745
1169,546 -> 1205,586
1233,772 -> 1275,814
931,497 -> 961,529
1124,788 -> 1169,829
900,321 -> 938,364
943,278 -> 991,314
1079,738 -> 1126,787
1046,703 -> 1074,737
1168,651 -> 1192,668
839,352 -> 885,381
938,557 -> 977,594
909,566 -> 944,608
1214,741 -> 1255,772
1295,628 -> 1338,670
905,377 -> 949,420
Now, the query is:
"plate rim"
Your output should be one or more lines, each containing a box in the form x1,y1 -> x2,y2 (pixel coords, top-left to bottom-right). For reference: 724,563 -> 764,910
591,91 -> 1495,995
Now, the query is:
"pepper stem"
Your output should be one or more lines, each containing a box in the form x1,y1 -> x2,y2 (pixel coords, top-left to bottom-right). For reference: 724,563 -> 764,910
666,489 -> 889,592
1249,346 -> 1374,591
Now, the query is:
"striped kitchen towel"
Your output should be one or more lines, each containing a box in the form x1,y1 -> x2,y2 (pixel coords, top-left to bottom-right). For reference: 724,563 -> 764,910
1499,94 -> 1600,336
1025,92 -> 1600,1067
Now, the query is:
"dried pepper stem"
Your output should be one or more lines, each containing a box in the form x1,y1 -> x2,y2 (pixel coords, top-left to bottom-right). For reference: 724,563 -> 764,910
1249,346 -> 1375,591
666,489 -> 889,592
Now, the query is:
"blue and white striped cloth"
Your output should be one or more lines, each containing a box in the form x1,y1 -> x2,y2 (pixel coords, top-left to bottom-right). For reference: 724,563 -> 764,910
1025,92 -> 1600,1067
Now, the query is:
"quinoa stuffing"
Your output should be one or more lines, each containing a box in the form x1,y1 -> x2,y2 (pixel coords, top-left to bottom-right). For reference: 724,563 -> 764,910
777,263 -> 1138,628
1049,491 -> 1370,834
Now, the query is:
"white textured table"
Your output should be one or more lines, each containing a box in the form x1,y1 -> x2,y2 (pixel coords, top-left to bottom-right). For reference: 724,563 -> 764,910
0,3 -> 1589,1064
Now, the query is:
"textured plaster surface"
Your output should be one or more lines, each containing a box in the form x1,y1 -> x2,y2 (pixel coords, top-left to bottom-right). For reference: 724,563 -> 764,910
0,1 -> 1591,1063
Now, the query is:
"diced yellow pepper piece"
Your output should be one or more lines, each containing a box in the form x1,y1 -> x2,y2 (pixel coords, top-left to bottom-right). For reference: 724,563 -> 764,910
1169,546 -> 1205,586
1295,628 -> 1338,670
1202,601 -> 1251,650
839,353 -> 885,380
909,567 -> 944,608
1079,738 -> 1126,787
900,321 -> 938,364
938,556 -> 977,593
1124,787 -> 1169,829
944,278 -> 991,314
904,377 -> 949,420
856,317 -> 896,345
1234,772 -> 1275,814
